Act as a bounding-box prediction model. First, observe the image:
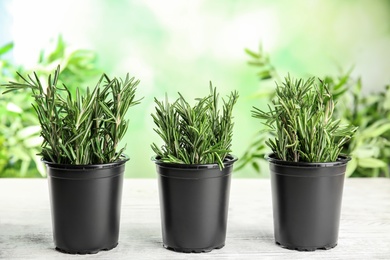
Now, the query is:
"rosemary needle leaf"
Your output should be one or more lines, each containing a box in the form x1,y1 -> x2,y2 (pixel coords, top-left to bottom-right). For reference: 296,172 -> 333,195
151,84 -> 239,169
2,65 -> 142,165
252,75 -> 357,163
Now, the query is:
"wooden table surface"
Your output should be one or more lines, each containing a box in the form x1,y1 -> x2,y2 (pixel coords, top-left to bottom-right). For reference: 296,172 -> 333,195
0,178 -> 389,259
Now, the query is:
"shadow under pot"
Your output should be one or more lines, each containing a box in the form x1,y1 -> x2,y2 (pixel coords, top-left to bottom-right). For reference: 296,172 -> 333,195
266,153 -> 350,251
44,157 -> 128,254
153,155 -> 237,253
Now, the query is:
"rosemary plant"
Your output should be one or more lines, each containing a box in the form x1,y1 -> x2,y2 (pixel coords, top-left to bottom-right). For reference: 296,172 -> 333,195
253,76 -> 357,162
151,84 -> 239,168
2,65 -> 141,165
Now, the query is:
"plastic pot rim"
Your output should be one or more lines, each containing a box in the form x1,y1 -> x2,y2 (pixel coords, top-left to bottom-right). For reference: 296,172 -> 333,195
265,153 -> 350,168
42,154 -> 129,170
151,154 -> 238,169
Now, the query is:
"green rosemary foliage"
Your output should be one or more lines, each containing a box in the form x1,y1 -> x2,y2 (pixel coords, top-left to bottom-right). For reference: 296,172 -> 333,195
2,65 -> 141,165
253,76 -> 357,162
151,84 -> 239,168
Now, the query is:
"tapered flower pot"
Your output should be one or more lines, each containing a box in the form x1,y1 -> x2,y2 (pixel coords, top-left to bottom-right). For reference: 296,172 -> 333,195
153,155 -> 237,253
45,157 -> 128,254
267,153 -> 349,251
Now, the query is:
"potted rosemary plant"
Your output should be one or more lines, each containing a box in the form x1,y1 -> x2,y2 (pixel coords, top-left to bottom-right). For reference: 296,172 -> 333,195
2,66 -> 141,254
151,85 -> 238,253
253,76 -> 357,251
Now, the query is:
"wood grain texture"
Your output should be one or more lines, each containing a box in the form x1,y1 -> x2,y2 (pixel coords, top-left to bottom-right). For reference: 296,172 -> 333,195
0,178 -> 389,259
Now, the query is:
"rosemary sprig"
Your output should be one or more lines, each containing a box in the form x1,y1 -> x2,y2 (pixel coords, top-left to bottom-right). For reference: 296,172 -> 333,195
252,75 -> 357,162
2,65 -> 142,165
151,84 -> 239,169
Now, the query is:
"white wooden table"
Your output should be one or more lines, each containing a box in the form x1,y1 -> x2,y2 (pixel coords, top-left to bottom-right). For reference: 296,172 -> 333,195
0,178 -> 389,259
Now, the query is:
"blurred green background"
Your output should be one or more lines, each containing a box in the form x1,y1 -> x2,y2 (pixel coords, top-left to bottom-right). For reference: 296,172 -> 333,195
1,0 -> 390,178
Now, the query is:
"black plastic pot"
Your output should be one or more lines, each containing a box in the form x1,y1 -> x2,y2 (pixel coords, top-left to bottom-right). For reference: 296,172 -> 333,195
267,153 -> 350,251
45,157 -> 128,254
153,155 -> 237,253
